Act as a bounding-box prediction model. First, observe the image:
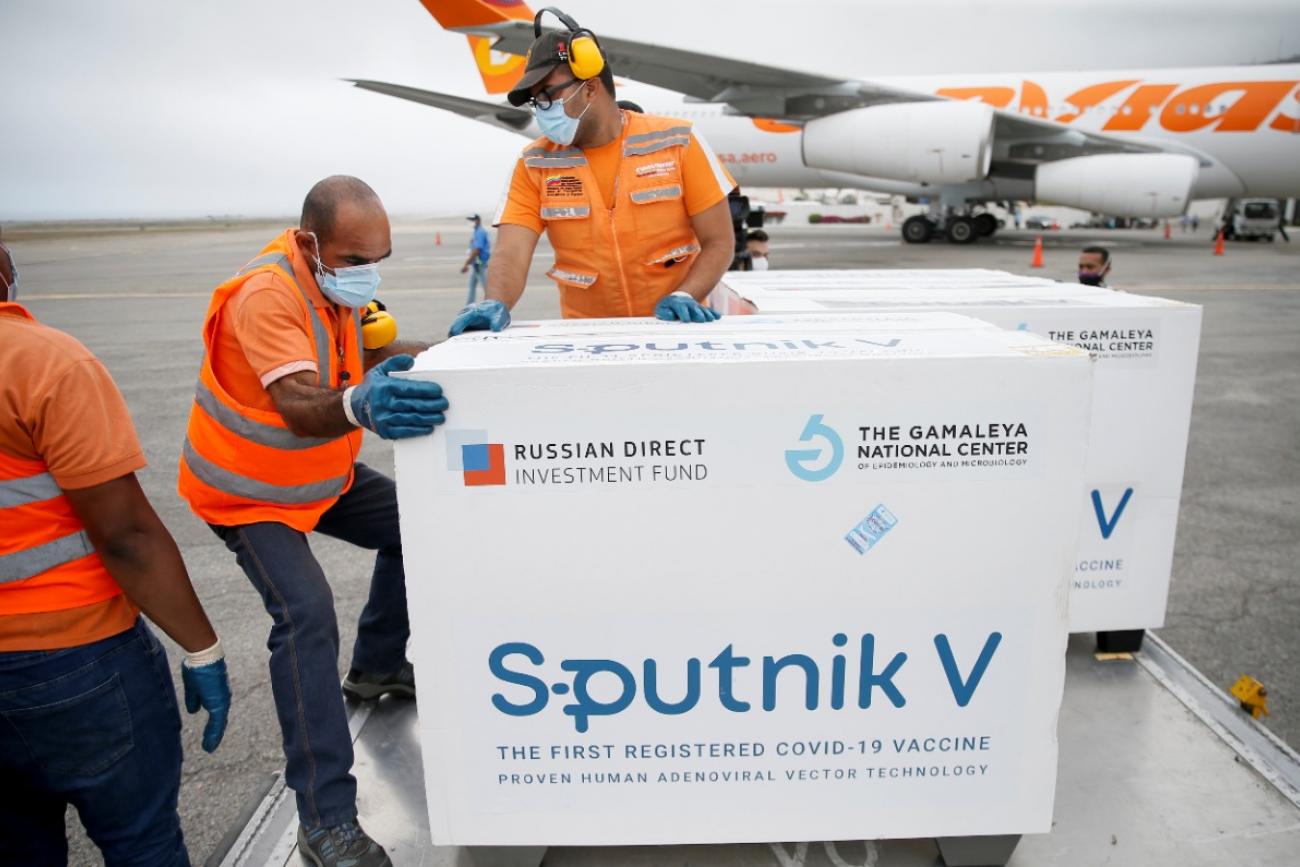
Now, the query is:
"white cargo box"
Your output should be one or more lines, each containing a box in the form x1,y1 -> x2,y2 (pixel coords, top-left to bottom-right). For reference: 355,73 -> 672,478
714,272 -> 1202,634
394,316 -> 1093,846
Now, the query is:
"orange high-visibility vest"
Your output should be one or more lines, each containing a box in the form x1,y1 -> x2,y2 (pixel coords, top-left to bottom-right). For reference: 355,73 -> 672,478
177,231 -> 364,532
0,450 -> 123,616
524,114 -> 707,318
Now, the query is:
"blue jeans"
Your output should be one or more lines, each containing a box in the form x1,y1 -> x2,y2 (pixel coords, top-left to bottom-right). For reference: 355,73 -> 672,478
211,463 -> 409,830
0,618 -> 190,867
466,260 -> 486,304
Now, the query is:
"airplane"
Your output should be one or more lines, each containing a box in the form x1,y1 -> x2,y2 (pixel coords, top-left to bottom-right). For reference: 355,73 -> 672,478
350,0 -> 1300,244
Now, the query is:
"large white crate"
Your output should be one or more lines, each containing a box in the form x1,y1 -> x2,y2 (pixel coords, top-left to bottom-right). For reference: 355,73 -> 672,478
395,315 -> 1092,846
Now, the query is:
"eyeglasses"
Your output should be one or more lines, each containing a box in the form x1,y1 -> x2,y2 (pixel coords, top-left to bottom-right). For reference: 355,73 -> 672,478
527,77 -> 582,110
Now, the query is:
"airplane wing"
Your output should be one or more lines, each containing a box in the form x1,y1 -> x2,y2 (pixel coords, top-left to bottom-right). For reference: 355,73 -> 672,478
456,21 -> 1180,166
461,20 -> 933,117
347,78 -> 534,136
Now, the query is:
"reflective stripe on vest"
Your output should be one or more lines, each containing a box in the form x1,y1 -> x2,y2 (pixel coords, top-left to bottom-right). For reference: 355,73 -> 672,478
623,126 -> 690,145
648,242 -> 701,264
524,147 -> 588,169
629,186 -> 683,204
541,206 -> 592,219
182,440 -> 349,505
0,472 -> 62,508
193,382 -> 333,449
548,267 -> 597,287
0,529 -> 94,585
624,136 -> 691,157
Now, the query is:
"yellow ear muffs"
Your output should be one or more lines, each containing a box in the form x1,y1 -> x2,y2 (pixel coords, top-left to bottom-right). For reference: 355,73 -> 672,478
535,7 -> 605,80
566,29 -> 604,80
361,305 -> 397,350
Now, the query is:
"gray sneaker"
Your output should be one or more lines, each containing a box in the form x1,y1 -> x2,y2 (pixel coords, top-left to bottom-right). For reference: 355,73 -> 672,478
297,820 -> 391,867
342,661 -> 415,701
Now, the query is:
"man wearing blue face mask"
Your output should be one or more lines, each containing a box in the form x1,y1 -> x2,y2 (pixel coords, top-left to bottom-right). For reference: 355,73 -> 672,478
177,176 -> 447,867
449,8 -> 737,335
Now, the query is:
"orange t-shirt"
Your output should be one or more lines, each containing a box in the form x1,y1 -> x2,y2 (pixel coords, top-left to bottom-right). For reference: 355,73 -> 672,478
0,302 -> 143,650
212,242 -> 352,410
496,123 -> 734,233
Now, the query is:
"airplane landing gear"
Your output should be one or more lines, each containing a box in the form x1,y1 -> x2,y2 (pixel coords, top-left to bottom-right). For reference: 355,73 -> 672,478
900,207 -> 1000,244
946,216 -> 978,244
902,215 -> 935,244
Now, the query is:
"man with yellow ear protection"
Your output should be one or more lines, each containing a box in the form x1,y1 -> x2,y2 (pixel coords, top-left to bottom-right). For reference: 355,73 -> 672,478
449,7 -> 737,335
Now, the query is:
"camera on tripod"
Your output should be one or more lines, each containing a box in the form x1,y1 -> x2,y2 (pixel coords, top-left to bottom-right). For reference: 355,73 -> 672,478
728,190 -> 766,271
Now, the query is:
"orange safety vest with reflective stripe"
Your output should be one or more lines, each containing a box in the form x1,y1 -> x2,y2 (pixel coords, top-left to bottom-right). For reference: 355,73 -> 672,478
523,114 -> 706,319
0,450 -> 124,616
177,232 -> 364,533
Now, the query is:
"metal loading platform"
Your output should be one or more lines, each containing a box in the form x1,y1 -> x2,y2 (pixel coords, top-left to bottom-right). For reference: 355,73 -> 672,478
217,634 -> 1300,867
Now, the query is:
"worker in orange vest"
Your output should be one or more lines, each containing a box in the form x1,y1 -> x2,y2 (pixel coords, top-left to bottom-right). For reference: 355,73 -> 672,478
0,240 -> 230,865
449,8 -> 737,335
176,177 -> 448,867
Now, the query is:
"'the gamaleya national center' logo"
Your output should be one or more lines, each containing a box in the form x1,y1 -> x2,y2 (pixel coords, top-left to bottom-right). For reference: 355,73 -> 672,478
785,414 -> 845,482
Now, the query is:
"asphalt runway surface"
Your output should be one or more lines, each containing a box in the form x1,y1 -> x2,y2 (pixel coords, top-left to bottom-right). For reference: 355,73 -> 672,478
7,218 -> 1298,865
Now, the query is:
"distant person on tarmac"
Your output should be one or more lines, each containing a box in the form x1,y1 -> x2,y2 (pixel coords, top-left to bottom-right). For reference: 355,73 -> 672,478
460,213 -> 491,304
1078,245 -> 1112,288
176,176 -> 450,867
0,240 -> 231,866
448,7 -> 735,335
746,229 -> 771,271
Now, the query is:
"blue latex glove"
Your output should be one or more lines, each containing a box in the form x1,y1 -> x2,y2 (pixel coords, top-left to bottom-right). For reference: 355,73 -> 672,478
350,355 -> 449,440
449,299 -> 511,336
182,658 -> 231,753
654,291 -> 721,323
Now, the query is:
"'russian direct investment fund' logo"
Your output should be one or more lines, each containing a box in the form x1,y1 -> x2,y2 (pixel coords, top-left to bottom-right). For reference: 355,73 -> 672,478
446,429 -> 506,486
462,443 -> 506,486
785,414 -> 844,482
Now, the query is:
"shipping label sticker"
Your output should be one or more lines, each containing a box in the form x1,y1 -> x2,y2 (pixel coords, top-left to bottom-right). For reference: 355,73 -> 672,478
845,504 -> 898,555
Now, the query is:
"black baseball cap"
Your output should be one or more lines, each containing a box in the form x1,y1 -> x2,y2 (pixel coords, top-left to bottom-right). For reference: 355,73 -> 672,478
466,214 -> 481,221
507,31 -> 579,107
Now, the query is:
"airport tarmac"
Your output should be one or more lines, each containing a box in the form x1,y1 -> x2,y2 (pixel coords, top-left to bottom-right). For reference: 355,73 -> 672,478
7,218 -> 1299,865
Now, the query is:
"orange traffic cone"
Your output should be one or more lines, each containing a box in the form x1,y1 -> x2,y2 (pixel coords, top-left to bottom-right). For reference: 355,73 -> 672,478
1030,235 -> 1044,268
1213,229 -> 1225,256
1164,220 -> 1172,240
435,231 -> 442,246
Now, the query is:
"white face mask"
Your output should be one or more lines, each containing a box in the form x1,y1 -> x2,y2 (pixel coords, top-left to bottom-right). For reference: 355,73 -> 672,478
750,255 -> 770,272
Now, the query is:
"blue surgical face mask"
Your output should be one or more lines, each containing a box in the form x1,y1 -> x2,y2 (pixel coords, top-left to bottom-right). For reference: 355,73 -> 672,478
533,87 -> 593,146
307,232 -> 382,308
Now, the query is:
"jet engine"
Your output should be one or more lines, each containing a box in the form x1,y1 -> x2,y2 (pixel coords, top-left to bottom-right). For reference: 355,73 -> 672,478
802,101 -> 995,185
1035,154 -> 1199,217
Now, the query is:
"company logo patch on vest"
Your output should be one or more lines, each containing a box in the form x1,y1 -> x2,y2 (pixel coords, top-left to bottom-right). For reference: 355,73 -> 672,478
545,175 -> 583,197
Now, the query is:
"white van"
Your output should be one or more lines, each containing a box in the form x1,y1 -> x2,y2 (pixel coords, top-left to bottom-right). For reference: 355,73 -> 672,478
1230,198 -> 1280,241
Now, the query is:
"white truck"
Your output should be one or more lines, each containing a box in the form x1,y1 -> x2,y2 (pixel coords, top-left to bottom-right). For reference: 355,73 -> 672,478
1226,198 -> 1281,241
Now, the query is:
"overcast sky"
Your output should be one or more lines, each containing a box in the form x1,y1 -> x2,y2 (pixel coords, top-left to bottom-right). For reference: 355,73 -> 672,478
2,0 -> 1297,220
